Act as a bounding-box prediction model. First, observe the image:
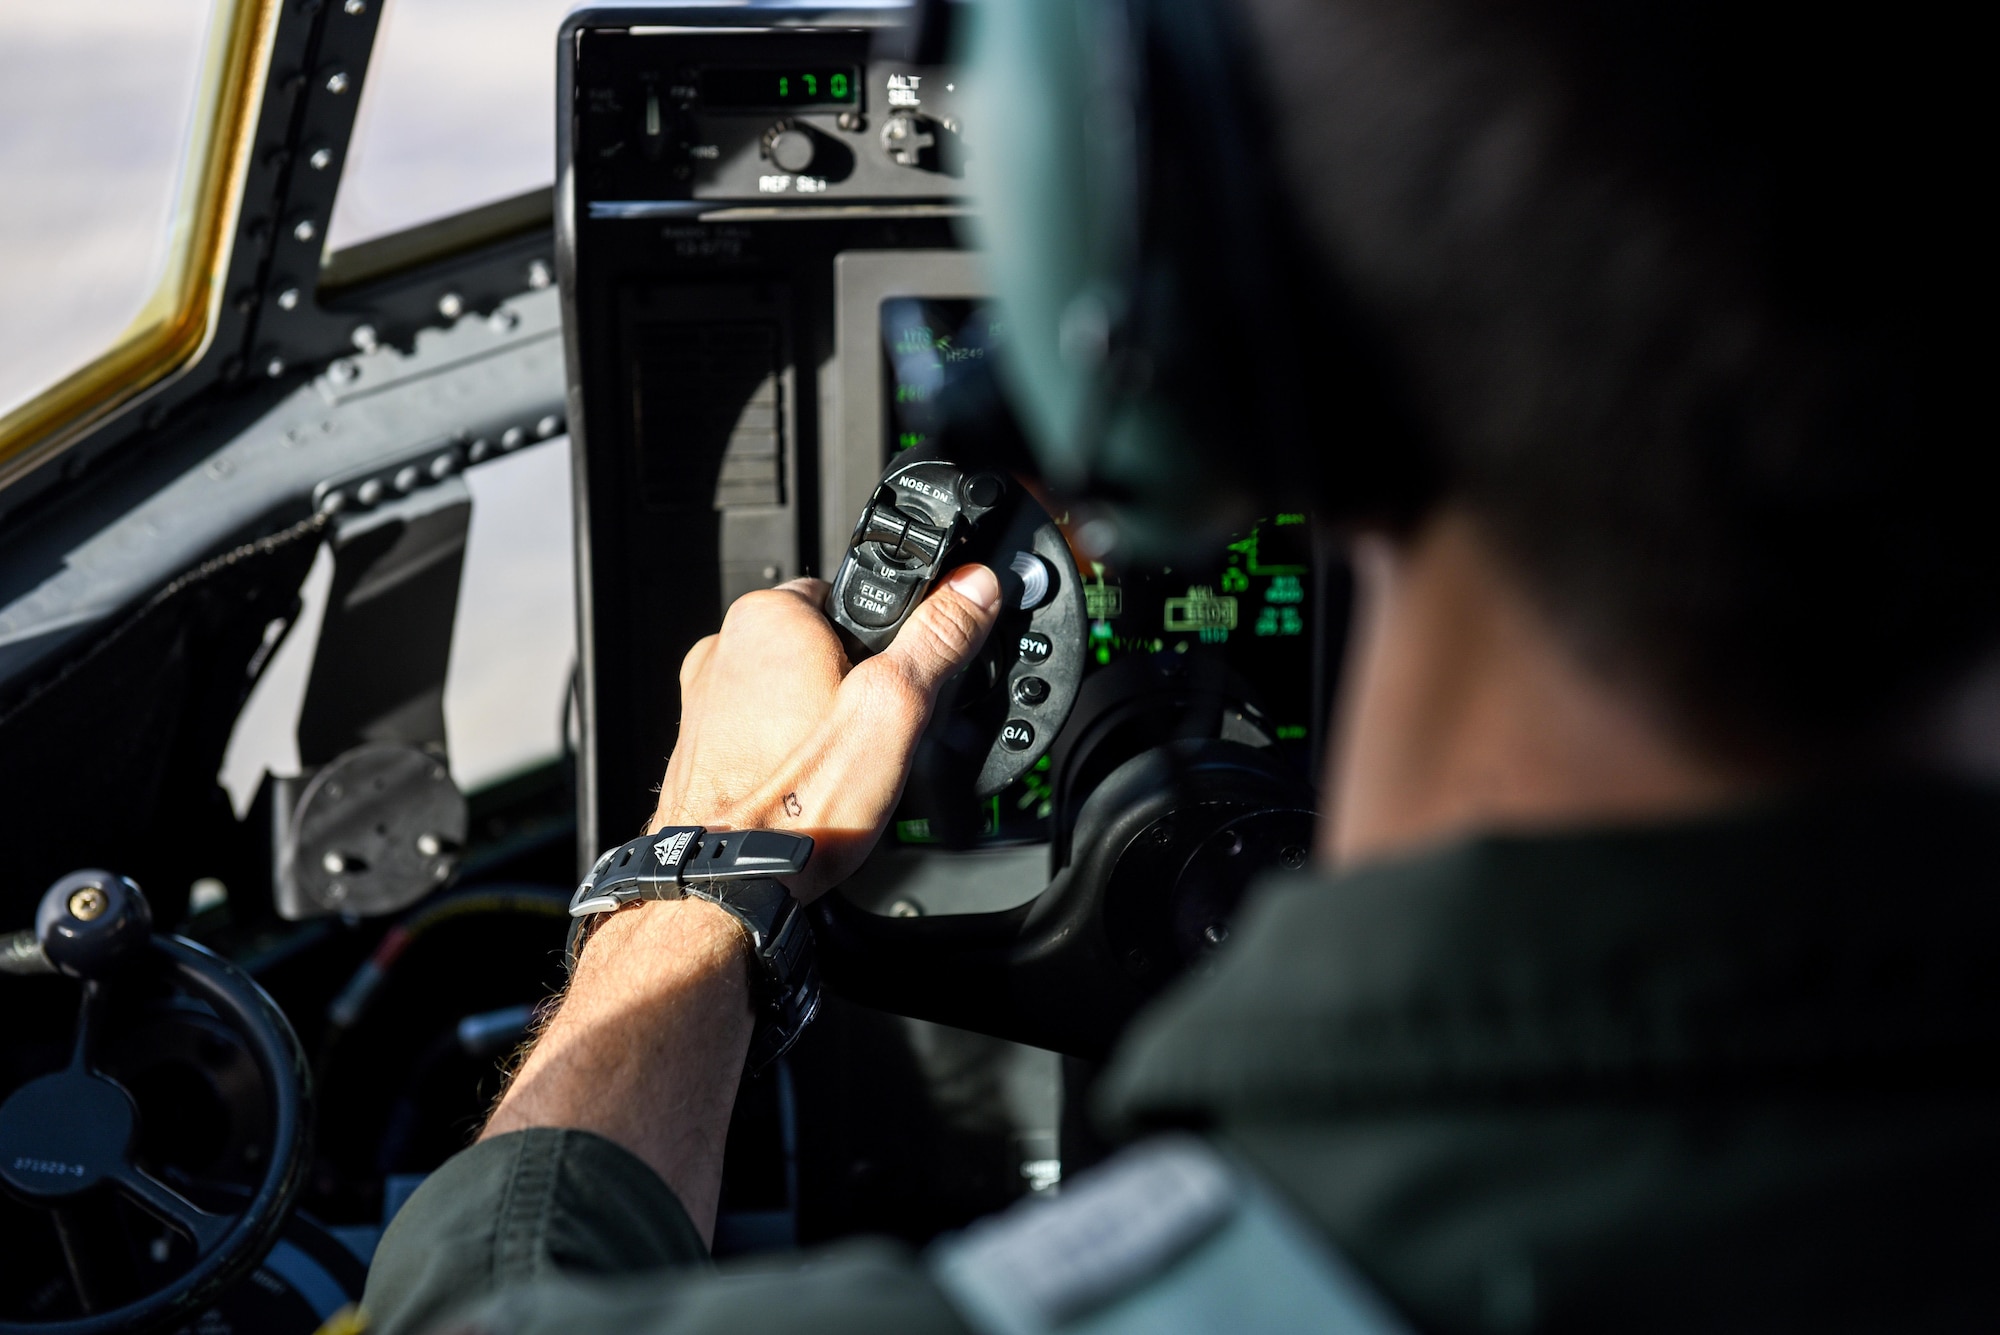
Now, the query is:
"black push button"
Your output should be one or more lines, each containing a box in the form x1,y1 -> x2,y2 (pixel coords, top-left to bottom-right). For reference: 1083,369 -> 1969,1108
1000,719 -> 1036,751
964,472 -> 1005,508
844,575 -> 918,628
1017,631 -> 1053,664
1013,675 -> 1050,706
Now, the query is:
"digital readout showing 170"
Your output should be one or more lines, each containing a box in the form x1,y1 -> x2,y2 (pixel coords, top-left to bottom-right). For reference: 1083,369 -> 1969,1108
699,67 -> 858,108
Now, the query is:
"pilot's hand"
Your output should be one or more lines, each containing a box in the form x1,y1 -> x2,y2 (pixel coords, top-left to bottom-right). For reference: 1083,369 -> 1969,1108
651,564 -> 1002,901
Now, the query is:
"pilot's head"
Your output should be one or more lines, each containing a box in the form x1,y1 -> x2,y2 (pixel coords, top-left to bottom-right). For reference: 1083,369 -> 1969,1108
969,0 -> 1992,778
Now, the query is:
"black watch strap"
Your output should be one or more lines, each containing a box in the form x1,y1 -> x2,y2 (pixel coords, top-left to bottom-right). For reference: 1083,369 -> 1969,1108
566,826 -> 820,1073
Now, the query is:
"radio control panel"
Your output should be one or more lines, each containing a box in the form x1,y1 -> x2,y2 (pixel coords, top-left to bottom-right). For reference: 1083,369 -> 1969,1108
571,26 -> 967,208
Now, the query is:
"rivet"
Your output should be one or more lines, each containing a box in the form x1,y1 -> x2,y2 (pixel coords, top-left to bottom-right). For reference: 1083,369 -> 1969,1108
467,438 -> 493,463
356,478 -> 384,506
293,218 -> 317,243
189,878 -> 229,914
526,259 -> 553,289
536,414 -> 561,439
416,833 -> 443,857
325,71 -> 350,95
276,287 -> 301,310
351,324 -> 378,352
437,291 -> 464,320
309,147 -> 333,171
344,0 -> 367,13
500,426 -> 525,450
395,465 -> 421,493
322,851 -> 347,874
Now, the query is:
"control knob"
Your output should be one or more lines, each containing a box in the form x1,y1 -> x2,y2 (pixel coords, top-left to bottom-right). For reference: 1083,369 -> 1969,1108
762,120 -> 818,174
881,111 -> 938,168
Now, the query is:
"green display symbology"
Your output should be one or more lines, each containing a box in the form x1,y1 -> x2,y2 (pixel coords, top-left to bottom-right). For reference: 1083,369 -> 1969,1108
700,66 -> 859,108
1072,515 -> 1315,737
882,299 -> 1003,458
896,794 -> 1001,845
877,298 -> 1319,849
1254,606 -> 1304,637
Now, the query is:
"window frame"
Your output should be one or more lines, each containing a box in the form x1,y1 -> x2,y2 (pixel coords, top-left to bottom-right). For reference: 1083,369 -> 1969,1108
0,0 -> 279,492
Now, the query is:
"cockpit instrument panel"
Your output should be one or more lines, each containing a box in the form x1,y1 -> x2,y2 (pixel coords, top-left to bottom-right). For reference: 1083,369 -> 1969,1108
875,299 -> 1318,846
560,8 -> 1333,872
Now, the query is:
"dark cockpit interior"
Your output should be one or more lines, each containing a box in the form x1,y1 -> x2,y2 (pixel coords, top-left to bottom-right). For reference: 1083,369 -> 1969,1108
8,0 -> 1988,1328
0,6 -> 1345,1329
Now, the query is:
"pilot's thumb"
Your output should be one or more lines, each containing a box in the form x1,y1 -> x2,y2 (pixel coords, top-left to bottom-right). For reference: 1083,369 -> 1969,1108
873,564 -> 1002,703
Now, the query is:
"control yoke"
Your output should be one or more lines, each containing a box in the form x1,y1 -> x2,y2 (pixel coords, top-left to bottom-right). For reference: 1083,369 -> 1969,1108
826,454 -> 1087,797
0,874 -> 310,1335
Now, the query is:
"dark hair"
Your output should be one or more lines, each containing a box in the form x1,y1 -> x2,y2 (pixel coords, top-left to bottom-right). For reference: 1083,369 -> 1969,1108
1240,0 -> 1995,761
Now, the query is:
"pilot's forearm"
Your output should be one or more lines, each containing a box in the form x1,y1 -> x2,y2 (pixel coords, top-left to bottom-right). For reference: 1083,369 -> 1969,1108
480,897 -> 753,1245
468,568 -> 997,1253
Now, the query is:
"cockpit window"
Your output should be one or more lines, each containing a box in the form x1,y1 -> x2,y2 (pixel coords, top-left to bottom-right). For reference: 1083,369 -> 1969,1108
0,0 -> 214,417
325,0 -> 577,252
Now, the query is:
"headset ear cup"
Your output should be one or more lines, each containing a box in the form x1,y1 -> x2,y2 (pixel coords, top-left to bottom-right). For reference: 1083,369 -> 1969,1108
1133,0 -> 1430,531
967,0 -> 1430,551
963,0 -> 1139,497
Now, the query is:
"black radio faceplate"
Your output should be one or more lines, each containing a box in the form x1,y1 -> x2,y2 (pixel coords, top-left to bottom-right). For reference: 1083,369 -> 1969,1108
572,22 -> 967,209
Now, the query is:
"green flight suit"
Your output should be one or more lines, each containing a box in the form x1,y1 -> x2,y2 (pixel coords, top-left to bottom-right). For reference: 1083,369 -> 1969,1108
364,779 -> 2000,1333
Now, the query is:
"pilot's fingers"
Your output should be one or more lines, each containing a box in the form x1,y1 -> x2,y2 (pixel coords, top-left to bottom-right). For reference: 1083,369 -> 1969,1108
862,565 -> 1002,707
765,567 -> 996,897
771,575 -> 831,604
678,634 -> 718,690
706,583 -> 849,692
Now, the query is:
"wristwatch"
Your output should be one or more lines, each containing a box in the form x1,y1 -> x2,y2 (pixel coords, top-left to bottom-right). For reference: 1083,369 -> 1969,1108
567,825 -> 820,1073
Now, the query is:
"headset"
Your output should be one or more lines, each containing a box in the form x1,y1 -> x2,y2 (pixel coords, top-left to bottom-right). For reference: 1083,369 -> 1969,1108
949,0 -> 1425,559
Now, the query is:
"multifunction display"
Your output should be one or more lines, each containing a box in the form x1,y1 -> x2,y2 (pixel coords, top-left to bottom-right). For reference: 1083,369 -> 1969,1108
879,299 -> 1318,846
881,297 -> 1000,458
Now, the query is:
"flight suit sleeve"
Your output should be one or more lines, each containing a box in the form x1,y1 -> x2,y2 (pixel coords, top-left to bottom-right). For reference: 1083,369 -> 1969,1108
361,1127 -> 974,1335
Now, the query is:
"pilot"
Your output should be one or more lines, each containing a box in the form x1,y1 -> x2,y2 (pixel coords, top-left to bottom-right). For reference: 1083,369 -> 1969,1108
364,0 -> 1995,1331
